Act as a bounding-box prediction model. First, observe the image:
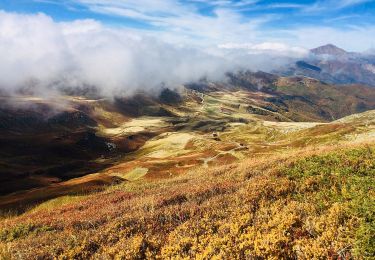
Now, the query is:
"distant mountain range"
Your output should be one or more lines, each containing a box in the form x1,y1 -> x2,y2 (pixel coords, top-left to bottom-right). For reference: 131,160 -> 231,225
278,44 -> 375,87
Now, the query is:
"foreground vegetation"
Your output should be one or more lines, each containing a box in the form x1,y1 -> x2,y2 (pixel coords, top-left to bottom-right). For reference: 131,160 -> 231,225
0,142 -> 373,259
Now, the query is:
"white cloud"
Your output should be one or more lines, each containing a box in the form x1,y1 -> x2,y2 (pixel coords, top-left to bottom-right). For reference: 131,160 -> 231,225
55,0 -> 375,51
1,1 -> 374,97
280,26 -> 375,52
0,10 -> 296,97
70,0 -> 271,47
338,0 -> 374,8
218,42 -> 308,58
266,3 -> 306,9
303,0 -> 374,12
0,11 -> 70,93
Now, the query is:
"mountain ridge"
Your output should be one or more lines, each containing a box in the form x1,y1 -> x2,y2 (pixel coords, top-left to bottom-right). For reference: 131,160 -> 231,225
310,43 -> 349,56
278,44 -> 375,87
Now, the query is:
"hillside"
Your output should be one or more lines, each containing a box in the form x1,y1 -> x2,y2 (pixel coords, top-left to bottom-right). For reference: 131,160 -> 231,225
1,75 -> 375,211
0,74 -> 374,259
0,132 -> 374,258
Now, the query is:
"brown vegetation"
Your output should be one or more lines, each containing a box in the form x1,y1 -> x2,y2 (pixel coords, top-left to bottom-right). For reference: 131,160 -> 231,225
1,142 -> 373,259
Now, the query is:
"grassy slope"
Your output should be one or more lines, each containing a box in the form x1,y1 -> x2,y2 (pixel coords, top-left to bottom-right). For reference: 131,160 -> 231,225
1,79 -> 375,198
275,77 -> 375,121
1,86 -> 375,258
0,142 -> 373,259
1,92 -> 374,212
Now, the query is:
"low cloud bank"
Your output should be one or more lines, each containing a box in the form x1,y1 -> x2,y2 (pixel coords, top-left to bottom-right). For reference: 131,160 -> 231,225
0,11 -> 307,98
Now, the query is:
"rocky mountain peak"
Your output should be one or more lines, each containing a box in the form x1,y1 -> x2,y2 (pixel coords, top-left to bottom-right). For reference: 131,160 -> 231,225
310,44 -> 348,56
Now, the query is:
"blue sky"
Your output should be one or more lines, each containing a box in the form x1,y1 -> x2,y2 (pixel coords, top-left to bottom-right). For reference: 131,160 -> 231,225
0,0 -> 375,50
1,1 -> 375,28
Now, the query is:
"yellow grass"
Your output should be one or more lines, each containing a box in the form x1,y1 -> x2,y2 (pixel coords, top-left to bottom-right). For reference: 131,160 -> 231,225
0,141 -> 373,259
100,117 -> 169,136
122,167 -> 149,181
139,132 -> 195,158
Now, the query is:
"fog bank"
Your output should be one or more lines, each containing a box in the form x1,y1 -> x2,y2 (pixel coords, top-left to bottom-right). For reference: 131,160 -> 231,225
0,11 -> 307,98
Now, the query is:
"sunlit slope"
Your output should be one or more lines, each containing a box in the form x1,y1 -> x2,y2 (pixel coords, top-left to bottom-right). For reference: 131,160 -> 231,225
0,80 -> 375,258
275,77 -> 375,121
1,142 -> 373,259
1,86 -> 375,211
223,71 -> 375,121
